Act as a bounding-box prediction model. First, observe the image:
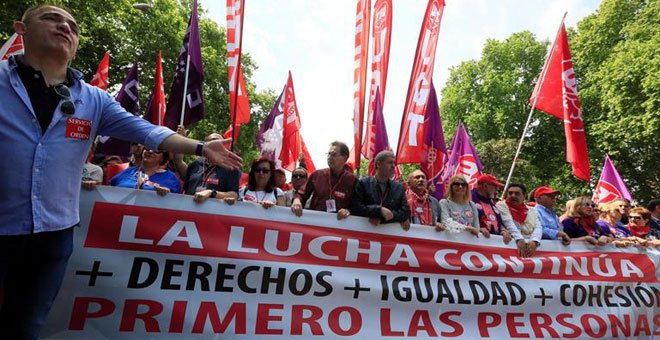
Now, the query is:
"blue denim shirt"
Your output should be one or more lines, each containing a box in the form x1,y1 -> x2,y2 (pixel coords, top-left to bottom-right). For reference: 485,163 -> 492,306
0,56 -> 174,235
536,204 -> 563,239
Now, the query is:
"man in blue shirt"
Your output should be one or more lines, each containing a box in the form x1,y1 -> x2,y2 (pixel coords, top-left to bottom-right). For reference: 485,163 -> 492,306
534,186 -> 571,244
0,5 -> 242,338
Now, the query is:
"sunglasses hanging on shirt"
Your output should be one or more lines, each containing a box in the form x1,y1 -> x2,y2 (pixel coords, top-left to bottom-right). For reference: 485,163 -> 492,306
53,84 -> 75,115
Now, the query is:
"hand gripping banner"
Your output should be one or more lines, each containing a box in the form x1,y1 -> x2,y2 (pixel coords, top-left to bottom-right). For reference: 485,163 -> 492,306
41,187 -> 659,338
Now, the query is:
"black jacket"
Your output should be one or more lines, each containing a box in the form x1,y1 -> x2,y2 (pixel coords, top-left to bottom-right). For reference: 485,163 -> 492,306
350,177 -> 410,223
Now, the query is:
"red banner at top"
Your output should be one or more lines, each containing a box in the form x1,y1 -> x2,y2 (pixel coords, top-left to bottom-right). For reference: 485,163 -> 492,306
396,0 -> 445,164
352,0 -> 371,168
362,0 -> 392,162
227,0 -> 251,127
530,21 -> 590,181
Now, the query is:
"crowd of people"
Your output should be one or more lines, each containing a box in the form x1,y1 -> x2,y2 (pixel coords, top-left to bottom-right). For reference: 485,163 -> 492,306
86,135 -> 660,257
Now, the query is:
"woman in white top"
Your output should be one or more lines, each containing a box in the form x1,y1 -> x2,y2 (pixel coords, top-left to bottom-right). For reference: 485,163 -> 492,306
439,175 -> 480,235
239,157 -> 285,208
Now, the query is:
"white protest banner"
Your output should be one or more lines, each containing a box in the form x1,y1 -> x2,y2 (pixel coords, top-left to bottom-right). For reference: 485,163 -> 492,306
42,186 -> 660,338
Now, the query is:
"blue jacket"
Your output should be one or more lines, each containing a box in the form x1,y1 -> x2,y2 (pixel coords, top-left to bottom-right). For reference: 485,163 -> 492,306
0,56 -> 173,235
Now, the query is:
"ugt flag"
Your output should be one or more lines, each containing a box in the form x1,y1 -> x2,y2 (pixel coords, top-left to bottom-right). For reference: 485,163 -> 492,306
367,88 -> 390,176
593,155 -> 633,204
227,0 -> 251,134
396,0 -> 445,165
421,81 -> 447,199
529,20 -> 590,181
164,0 -> 204,130
256,86 -> 285,164
440,122 -> 483,190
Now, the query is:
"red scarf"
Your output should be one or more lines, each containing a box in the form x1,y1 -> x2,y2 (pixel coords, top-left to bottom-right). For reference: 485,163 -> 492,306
575,216 -> 597,236
505,198 -> 528,225
628,223 -> 649,238
406,188 -> 433,226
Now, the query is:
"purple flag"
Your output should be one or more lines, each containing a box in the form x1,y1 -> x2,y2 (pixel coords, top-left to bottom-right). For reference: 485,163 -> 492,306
368,88 -> 390,176
164,0 -> 204,130
593,155 -> 633,204
95,61 -> 140,159
421,82 -> 448,199
440,122 -> 484,191
256,86 -> 285,163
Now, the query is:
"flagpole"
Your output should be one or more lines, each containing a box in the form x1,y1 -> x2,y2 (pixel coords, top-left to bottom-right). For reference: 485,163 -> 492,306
501,12 -> 567,197
230,0 -> 246,151
179,53 -> 191,127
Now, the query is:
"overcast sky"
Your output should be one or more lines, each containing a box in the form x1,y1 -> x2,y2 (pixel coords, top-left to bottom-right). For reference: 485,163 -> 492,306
199,0 -> 602,168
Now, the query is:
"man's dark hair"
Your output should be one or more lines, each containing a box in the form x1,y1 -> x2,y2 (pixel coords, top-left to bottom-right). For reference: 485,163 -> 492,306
506,183 -> 527,195
330,141 -> 349,157
648,199 -> 659,212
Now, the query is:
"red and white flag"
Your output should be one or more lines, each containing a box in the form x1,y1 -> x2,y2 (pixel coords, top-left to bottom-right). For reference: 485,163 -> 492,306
90,51 -> 109,90
530,20 -> 590,181
351,0 -> 371,169
0,33 -> 24,60
145,51 -> 166,126
227,0 -> 250,139
280,71 -> 302,171
362,0 -> 392,163
396,0 -> 445,164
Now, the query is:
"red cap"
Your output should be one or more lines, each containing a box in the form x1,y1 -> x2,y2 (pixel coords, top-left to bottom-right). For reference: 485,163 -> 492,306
534,186 -> 561,198
477,174 -> 504,187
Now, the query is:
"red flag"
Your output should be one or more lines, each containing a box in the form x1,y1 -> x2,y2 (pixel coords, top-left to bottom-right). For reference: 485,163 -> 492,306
396,0 -> 445,164
300,137 -> 316,173
145,51 -> 166,126
362,0 -> 392,162
0,33 -> 24,60
90,51 -> 110,90
530,21 -> 590,181
280,71 -> 302,170
227,0 -> 250,141
352,0 -> 371,169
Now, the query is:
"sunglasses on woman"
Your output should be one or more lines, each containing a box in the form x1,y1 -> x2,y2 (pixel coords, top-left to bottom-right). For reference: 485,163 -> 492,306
629,216 -> 643,220
254,168 -> 271,174
452,183 -> 468,188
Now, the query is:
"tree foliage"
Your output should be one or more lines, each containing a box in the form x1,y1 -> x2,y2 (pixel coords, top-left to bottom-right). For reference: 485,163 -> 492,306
1,0 -> 276,171
440,0 -> 659,203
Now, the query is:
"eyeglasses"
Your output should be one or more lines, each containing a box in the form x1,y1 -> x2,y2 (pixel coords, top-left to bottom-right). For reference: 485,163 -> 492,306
582,203 -> 597,208
452,183 -> 468,188
292,174 -> 307,179
254,168 -> 271,174
146,150 -> 164,154
53,84 -> 75,115
629,216 -> 643,220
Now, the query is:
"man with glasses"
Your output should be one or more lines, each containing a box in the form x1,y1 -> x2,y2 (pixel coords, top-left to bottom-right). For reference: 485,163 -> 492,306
534,186 -> 571,245
0,5 -> 242,338
291,141 -> 357,219
285,167 -> 308,207
496,183 -> 543,257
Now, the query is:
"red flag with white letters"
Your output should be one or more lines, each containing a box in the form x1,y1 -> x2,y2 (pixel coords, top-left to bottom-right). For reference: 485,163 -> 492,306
362,0 -> 392,163
396,0 -> 445,164
280,71 -> 302,171
90,51 -> 109,90
530,21 -> 590,181
351,0 -> 371,169
227,0 -> 250,132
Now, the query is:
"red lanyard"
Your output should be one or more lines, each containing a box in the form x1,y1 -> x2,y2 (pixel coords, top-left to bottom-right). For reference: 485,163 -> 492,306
328,170 -> 346,199
201,161 -> 216,187
379,184 -> 389,206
